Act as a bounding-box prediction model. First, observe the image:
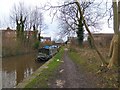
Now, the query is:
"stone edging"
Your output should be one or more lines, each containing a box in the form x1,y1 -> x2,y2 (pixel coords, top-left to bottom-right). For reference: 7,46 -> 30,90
16,58 -> 54,88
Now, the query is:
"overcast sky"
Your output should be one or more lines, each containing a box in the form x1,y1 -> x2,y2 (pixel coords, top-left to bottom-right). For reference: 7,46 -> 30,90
0,0 -> 114,41
0,0 -> 60,40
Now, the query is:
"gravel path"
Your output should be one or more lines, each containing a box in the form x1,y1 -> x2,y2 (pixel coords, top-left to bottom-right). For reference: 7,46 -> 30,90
48,48 -> 100,88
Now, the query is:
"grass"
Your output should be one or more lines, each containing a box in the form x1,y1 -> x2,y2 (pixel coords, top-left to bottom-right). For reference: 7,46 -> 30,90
68,48 -> 100,73
68,46 -> 119,88
24,47 -> 64,88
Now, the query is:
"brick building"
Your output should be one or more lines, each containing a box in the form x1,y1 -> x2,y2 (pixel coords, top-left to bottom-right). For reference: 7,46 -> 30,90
40,37 -> 52,46
67,33 -> 114,48
92,33 -> 114,47
2,27 -> 37,47
2,28 -> 16,47
41,37 -> 51,42
1,27 -> 38,57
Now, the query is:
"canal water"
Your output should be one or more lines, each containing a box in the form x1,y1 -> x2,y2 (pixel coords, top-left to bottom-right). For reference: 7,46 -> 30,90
2,53 -> 44,88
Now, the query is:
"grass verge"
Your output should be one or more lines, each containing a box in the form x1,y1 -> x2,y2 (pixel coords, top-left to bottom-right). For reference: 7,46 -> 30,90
68,48 -> 100,73
68,47 -> 118,88
24,47 -> 64,88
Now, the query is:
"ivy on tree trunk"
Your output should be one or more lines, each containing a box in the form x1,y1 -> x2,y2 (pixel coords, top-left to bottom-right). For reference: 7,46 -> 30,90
77,18 -> 84,46
75,0 -> 107,66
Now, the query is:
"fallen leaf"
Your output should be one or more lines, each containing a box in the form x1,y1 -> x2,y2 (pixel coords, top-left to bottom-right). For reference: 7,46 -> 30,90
59,69 -> 64,73
56,80 -> 65,88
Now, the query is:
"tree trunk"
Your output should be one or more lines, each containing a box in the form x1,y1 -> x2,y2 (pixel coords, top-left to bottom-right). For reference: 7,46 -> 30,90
107,0 -> 119,68
75,0 -> 107,66
107,35 -> 119,68
118,1 -> 120,62
118,33 -> 120,66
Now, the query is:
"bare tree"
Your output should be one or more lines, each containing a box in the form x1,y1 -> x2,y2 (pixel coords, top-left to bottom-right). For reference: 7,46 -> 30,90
45,0 -> 109,65
27,6 -> 47,41
107,0 -> 119,68
10,2 -> 47,50
75,0 -> 108,65
58,0 -> 119,68
10,2 -> 46,41
58,12 -> 76,38
55,0 -> 111,46
10,2 -> 28,40
119,1 -> 120,69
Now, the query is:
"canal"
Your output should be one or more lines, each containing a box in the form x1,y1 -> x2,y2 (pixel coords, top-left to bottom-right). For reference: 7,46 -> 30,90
2,53 -> 44,88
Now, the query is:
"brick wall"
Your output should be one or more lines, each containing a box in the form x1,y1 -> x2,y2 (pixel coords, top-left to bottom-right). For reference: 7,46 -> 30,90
1,28 -> 37,57
92,33 -> 113,47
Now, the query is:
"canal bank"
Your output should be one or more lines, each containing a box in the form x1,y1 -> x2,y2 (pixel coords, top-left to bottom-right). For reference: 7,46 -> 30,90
16,47 -> 64,88
2,53 -> 44,88
16,47 -> 103,88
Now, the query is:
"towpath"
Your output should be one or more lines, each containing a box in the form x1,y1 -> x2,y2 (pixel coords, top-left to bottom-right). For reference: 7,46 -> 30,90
48,48 -> 100,88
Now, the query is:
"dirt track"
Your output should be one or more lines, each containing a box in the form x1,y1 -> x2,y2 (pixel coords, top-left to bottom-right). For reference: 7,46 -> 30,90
48,48 -> 100,88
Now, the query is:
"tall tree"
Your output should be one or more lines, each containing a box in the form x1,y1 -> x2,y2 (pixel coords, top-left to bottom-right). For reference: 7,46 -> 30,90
57,0 -> 108,46
118,0 -> 120,65
28,6 -> 46,41
10,3 -> 46,44
10,2 -> 47,50
10,2 -> 28,41
77,17 -> 84,45
47,0 -> 108,65
107,0 -> 119,68
46,0 -> 119,68
75,0 -> 107,65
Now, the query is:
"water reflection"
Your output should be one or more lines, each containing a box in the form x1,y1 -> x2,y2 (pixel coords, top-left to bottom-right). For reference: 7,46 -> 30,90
2,53 -> 44,88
